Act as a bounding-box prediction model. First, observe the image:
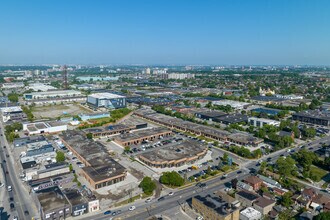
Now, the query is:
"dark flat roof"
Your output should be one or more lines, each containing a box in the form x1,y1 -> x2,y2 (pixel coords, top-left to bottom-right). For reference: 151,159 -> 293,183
236,190 -> 260,201
194,194 -> 238,216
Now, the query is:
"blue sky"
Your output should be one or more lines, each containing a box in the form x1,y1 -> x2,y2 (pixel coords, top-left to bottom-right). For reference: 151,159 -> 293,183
0,0 -> 330,65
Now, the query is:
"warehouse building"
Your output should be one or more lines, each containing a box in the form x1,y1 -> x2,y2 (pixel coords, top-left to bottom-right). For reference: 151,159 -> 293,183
292,110 -> 330,126
87,92 -> 126,109
24,90 -> 82,100
23,121 -> 67,135
60,130 -> 127,189
214,114 -> 248,125
212,100 -> 250,110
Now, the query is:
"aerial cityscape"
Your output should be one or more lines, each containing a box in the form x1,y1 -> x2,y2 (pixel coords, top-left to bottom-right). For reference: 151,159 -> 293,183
1,1 -> 330,220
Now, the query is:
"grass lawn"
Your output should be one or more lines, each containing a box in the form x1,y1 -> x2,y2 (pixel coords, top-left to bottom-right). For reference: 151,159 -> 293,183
309,165 -> 328,182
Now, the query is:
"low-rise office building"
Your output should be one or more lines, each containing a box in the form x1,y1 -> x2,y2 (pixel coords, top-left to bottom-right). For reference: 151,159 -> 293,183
87,92 -> 126,109
139,140 -> 208,168
228,133 -> 263,147
214,114 -> 249,125
113,127 -> 172,146
292,110 -> 330,126
192,194 -> 240,220
0,106 -> 27,123
248,117 -> 280,128
84,118 -> 148,138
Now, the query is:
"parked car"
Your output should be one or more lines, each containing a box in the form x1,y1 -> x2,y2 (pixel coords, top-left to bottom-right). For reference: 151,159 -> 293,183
104,210 -> 112,215
128,206 -> 136,211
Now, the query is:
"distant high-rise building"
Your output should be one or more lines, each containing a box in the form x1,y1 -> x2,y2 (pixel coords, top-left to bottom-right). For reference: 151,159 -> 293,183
145,68 -> 151,74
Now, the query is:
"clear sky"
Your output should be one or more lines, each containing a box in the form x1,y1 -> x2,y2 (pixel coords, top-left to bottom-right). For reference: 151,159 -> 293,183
1,0 -> 330,65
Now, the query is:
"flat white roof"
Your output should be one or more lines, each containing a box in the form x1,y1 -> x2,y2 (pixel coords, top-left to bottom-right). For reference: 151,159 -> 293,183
25,90 -> 81,96
240,207 -> 261,218
88,92 -> 125,99
248,117 -> 280,123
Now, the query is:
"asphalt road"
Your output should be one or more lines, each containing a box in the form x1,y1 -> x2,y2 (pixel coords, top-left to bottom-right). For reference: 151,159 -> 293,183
80,135 -> 330,220
0,122 -> 36,220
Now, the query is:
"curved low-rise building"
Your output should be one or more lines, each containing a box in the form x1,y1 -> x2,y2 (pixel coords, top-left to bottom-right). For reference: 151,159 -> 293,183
138,140 -> 208,168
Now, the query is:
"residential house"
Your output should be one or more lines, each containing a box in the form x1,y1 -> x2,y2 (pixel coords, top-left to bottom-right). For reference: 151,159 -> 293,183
253,197 -> 276,215
244,176 -> 263,191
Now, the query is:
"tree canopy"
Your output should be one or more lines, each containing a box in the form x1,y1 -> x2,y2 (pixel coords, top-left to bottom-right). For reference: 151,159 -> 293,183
159,171 -> 185,187
139,177 -> 156,196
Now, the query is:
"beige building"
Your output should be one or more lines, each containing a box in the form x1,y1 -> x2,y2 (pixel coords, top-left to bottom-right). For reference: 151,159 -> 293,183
192,194 -> 240,220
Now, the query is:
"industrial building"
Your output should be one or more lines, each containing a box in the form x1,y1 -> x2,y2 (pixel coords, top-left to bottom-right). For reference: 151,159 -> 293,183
1,82 -> 25,89
248,117 -> 280,128
192,194 -> 240,220
138,140 -> 207,168
87,92 -> 126,109
24,90 -> 82,100
60,130 -> 127,189
26,83 -> 57,91
23,121 -> 67,135
292,110 -> 330,126
24,163 -> 70,181
212,100 -> 250,110
13,135 -> 46,147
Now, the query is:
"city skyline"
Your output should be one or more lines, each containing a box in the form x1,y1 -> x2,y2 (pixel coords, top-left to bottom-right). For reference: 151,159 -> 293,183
1,0 -> 330,65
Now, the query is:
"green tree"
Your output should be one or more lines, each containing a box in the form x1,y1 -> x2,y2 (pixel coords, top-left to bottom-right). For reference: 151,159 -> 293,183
56,151 -> 66,162
159,171 -> 185,187
276,157 -> 296,176
124,146 -> 131,153
7,93 -> 19,102
223,153 -> 229,164
280,192 -> 293,208
86,133 -> 93,139
139,177 -> 156,196
313,212 -> 330,220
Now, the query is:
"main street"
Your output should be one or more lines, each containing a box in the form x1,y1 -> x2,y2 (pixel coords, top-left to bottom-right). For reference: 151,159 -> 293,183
0,122 -> 37,220
78,135 -> 330,220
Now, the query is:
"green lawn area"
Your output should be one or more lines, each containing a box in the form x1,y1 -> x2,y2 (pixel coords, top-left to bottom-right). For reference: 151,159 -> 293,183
309,165 -> 328,182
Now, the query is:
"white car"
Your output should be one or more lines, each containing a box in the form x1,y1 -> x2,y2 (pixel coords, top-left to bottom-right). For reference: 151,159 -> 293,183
168,192 -> 174,196
145,198 -> 152,203
129,206 -> 136,211
7,185 -> 12,192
